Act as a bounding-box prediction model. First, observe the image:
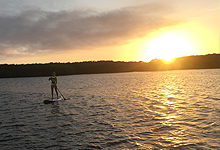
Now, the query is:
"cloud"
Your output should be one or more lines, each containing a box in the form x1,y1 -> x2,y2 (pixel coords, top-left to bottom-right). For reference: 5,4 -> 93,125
0,2 -> 180,58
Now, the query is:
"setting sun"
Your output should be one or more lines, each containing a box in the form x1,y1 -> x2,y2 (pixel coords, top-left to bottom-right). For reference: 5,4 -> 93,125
144,34 -> 194,62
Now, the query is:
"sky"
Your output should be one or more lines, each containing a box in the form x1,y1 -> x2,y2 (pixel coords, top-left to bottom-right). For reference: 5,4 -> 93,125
0,0 -> 219,64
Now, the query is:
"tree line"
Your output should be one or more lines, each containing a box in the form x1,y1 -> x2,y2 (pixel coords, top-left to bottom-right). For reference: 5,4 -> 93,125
0,54 -> 219,78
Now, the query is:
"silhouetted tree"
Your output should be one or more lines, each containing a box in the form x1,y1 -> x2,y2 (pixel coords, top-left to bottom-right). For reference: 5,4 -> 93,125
0,54 -> 219,78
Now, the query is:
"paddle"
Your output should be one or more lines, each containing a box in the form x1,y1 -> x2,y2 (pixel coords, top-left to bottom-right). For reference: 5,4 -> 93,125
57,87 -> 69,100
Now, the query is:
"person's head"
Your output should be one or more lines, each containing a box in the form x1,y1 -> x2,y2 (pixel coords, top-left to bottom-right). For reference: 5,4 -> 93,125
52,72 -> 56,76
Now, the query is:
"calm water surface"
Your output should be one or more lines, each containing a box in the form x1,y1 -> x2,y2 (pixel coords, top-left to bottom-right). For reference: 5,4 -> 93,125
0,69 -> 219,149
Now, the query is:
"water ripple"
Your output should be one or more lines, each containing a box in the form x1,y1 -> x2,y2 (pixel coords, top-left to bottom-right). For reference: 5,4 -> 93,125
0,69 -> 219,149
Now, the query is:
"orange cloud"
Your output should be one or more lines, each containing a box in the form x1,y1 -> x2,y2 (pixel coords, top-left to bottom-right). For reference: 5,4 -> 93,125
0,2 -> 182,59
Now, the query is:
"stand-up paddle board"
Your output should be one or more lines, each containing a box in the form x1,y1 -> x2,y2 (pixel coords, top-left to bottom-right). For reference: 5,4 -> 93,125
44,97 -> 63,104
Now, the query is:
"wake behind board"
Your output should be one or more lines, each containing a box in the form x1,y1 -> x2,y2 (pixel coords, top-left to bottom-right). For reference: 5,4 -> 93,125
44,97 -> 63,104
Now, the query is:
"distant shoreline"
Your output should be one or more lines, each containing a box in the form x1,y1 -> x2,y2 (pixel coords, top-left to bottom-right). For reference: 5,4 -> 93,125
0,54 -> 219,78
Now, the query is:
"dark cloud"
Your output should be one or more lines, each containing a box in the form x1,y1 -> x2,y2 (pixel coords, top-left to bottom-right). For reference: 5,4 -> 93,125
0,2 -> 180,58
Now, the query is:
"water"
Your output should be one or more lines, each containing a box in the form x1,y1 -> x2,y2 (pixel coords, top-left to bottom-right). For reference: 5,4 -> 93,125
0,69 -> 219,150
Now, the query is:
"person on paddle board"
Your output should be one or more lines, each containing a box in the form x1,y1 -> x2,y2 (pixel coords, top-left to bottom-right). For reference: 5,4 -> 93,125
49,72 -> 58,99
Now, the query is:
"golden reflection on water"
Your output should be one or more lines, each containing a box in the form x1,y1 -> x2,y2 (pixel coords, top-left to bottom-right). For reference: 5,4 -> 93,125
148,83 -> 189,148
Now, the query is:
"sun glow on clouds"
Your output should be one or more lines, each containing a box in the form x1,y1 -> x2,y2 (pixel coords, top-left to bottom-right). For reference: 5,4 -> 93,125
0,0 -> 218,64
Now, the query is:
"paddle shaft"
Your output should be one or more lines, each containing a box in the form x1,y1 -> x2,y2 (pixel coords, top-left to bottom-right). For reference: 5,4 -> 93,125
57,88 -> 67,100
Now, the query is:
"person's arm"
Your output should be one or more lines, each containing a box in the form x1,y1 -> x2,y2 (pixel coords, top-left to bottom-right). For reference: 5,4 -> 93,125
56,77 -> 57,84
49,76 -> 51,81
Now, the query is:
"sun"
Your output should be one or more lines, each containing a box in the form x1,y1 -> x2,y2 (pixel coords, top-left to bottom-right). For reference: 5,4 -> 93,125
143,34 -> 194,62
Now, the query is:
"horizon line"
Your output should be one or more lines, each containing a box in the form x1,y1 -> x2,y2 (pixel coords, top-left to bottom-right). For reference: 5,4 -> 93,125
1,53 -> 219,66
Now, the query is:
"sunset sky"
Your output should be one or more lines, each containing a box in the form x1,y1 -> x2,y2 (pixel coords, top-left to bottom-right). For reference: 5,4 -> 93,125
0,0 -> 219,64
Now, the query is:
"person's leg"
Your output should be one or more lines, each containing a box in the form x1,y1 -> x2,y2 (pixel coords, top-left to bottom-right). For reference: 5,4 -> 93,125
55,85 -> 59,99
51,85 -> 54,99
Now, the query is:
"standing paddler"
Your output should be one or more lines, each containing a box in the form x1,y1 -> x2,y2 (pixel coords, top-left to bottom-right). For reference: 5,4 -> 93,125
49,72 -> 58,99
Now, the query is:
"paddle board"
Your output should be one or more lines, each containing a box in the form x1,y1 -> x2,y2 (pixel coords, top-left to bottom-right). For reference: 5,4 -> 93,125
44,97 -> 63,104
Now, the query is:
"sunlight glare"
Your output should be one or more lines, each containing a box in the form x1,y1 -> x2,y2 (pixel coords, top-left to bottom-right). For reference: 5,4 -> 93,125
144,35 -> 194,62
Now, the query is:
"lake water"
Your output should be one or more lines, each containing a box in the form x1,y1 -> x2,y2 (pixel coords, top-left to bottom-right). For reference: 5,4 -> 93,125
0,69 -> 219,150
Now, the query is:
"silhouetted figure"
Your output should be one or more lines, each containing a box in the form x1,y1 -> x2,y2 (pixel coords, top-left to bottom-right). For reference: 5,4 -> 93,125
49,72 -> 58,99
